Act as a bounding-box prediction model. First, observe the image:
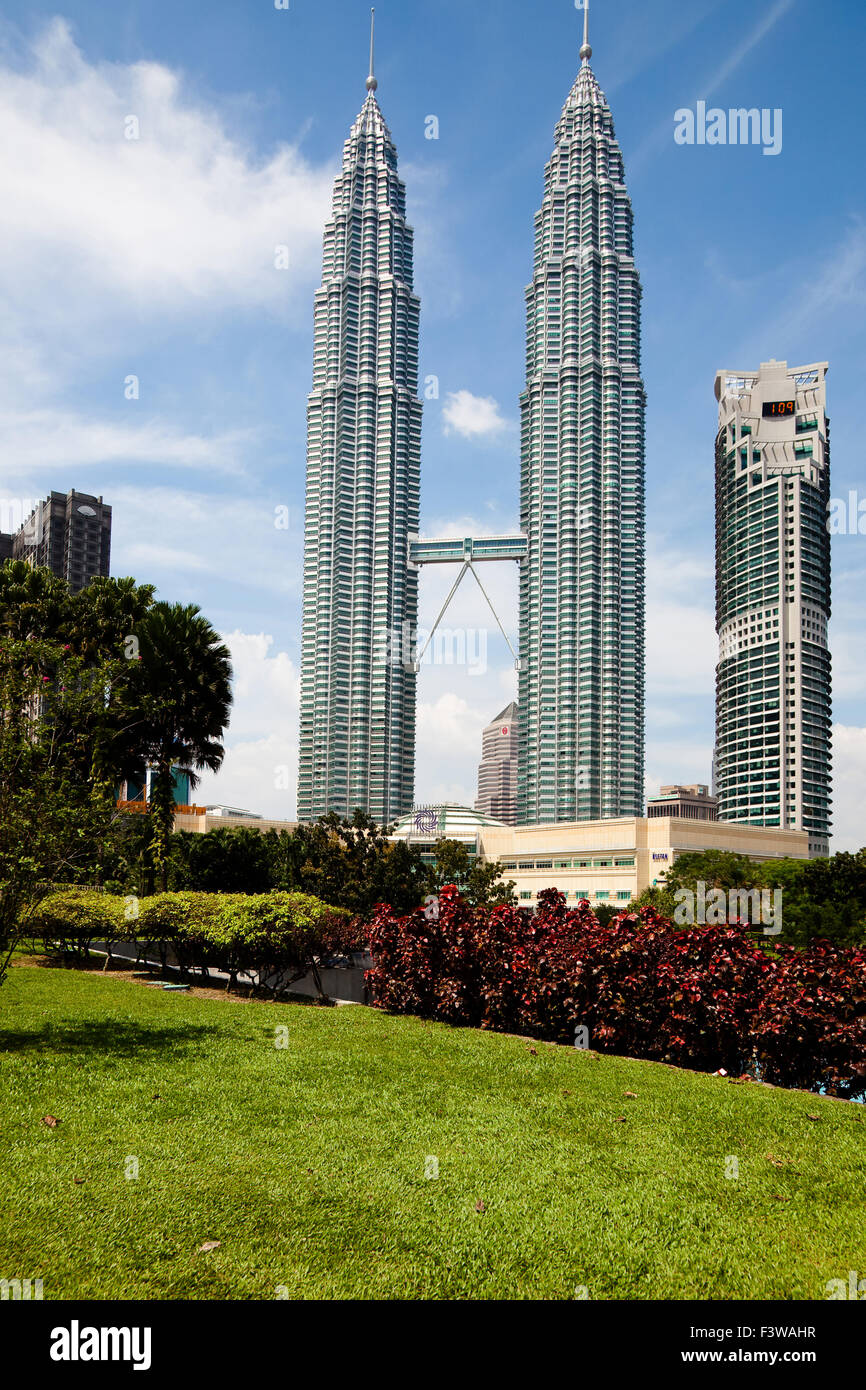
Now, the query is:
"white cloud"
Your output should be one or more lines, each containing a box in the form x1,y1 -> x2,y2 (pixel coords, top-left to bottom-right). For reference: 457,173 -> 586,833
0,411 -> 253,478
830,625 -> 866,701
645,743 -> 714,792
645,535 -> 716,697
442,390 -> 512,439
195,632 -> 299,818
831,724 -> 866,854
0,18 -> 333,336
416,691 -> 491,807
108,484 -> 303,599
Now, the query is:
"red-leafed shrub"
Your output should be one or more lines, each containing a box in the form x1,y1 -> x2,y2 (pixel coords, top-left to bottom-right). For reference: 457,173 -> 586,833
753,940 -> 866,1099
365,885 -> 483,1025
365,886 -> 866,1097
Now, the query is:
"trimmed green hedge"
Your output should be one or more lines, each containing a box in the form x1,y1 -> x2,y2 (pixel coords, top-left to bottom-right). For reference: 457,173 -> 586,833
25,889 -> 358,996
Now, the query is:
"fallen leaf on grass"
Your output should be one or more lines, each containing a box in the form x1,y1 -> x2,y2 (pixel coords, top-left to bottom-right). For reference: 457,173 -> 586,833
562,1090 -> 572,1097
41,1115 -> 59,1128
806,1114 -> 821,1122
196,1241 -> 221,1254
73,1177 -> 85,1185
528,1048 -> 537,1056
623,1091 -> 637,1099
475,1200 -> 486,1213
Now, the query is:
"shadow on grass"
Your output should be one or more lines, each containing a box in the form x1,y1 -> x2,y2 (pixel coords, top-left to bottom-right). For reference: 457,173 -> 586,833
0,1018 -> 220,1057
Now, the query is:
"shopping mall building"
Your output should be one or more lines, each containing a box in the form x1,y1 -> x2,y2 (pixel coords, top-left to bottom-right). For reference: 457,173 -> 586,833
389,805 -> 810,909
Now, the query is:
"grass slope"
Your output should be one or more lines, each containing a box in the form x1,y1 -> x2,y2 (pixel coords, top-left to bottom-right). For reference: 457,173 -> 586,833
0,963 -> 863,1300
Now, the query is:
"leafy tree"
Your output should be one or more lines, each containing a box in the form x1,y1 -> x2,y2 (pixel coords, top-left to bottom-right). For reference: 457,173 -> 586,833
664,850 -> 754,894
172,827 -> 273,894
754,851 -> 866,946
128,602 -> 233,890
425,838 -> 516,909
0,636 -> 125,984
273,812 -> 428,917
0,561 -> 70,642
593,904 -> 620,928
627,884 -> 680,921
658,846 -> 866,946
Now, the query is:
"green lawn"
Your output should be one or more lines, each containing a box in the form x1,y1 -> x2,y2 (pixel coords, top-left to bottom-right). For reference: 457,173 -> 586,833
0,961 -> 863,1300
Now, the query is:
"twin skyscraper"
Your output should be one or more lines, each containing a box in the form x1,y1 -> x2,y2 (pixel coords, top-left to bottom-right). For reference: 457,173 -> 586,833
298,8 -> 646,827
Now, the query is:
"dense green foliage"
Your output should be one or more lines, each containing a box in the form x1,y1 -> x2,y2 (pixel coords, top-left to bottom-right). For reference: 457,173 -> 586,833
103,814 -> 514,920
25,887 -> 356,998
0,562 -> 233,957
424,837 -> 516,908
0,628 -> 129,986
2,963 -> 862,1300
635,848 -> 866,946
130,602 -> 232,889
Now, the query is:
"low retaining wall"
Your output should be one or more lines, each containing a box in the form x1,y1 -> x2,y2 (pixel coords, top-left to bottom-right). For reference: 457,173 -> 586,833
93,942 -> 373,1005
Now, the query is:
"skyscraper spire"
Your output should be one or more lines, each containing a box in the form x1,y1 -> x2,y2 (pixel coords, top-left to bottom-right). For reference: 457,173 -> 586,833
298,28 -> 422,825
580,0 -> 592,62
518,16 -> 646,826
366,8 -> 377,92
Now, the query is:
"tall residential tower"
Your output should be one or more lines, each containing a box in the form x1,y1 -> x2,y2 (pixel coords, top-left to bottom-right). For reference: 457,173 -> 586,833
298,18 -> 422,822
714,359 -> 831,856
517,8 -> 646,824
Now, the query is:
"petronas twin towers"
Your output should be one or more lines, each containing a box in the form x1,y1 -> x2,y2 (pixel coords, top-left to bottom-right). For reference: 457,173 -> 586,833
298,9 -> 645,827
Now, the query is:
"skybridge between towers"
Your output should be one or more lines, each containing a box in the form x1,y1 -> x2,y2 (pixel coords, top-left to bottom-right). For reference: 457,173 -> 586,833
405,532 -> 527,673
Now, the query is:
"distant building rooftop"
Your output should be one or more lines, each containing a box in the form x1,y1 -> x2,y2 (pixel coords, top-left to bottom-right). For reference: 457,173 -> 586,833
205,805 -> 263,819
390,803 -> 509,846
647,785 -> 718,823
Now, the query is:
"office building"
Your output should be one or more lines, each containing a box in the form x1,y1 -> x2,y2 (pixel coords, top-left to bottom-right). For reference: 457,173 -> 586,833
647,784 -> 718,822
476,702 -> 519,825
714,359 -> 831,857
0,489 -> 111,593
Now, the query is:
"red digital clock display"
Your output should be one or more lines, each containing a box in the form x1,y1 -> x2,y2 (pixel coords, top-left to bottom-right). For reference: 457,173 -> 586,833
762,399 -> 796,417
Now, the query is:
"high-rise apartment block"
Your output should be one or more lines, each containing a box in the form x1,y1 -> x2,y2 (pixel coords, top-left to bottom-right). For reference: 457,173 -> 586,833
714,359 -> 831,856
297,29 -> 422,823
0,489 -> 111,594
476,702 -> 519,825
517,19 -> 646,825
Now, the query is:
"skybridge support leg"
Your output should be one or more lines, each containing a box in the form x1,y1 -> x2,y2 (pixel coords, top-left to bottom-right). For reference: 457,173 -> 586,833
405,559 -> 522,672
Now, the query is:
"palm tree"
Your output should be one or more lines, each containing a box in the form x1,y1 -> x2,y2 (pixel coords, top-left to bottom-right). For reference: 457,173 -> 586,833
129,603 -> 233,890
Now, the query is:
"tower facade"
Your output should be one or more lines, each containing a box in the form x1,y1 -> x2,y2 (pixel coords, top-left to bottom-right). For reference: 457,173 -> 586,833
0,489 -> 111,594
297,47 -> 422,823
517,20 -> 646,824
714,359 -> 832,856
476,701 -> 519,825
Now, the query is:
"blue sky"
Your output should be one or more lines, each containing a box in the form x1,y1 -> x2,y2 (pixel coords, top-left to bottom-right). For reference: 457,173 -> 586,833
0,0 -> 864,846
